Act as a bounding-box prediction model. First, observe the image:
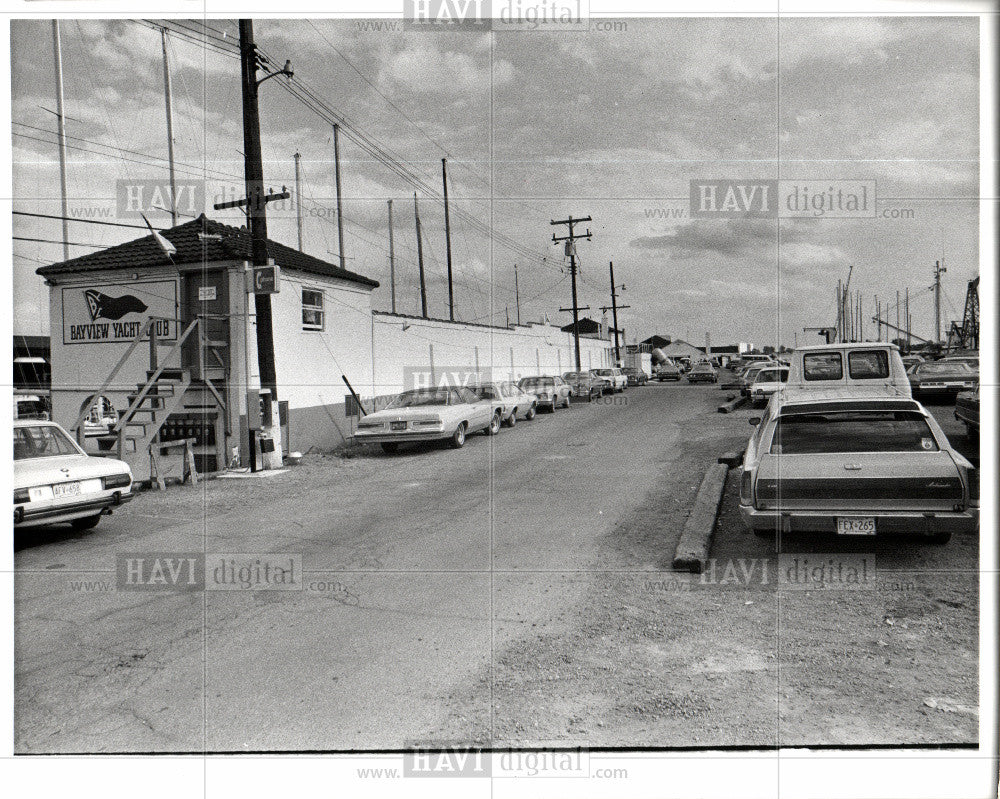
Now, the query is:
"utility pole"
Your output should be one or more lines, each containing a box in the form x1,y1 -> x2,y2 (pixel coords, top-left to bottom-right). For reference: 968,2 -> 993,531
513,263 -> 520,326
237,19 -> 283,433
441,158 -> 455,321
51,21 -> 69,262
414,193 -> 428,318
896,290 -> 901,345
551,214 -> 592,370
933,259 -> 947,343
599,261 -> 629,365
332,123 -> 346,269
836,281 -> 842,342
858,293 -> 863,341
905,287 -> 911,350
160,28 -> 178,225
387,199 -> 396,314
293,152 -> 303,251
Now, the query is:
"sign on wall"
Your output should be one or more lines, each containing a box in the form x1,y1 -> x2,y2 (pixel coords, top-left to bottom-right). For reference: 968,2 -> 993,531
62,280 -> 179,344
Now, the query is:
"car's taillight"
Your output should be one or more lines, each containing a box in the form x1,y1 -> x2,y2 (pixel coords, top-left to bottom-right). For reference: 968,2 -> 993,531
102,473 -> 132,490
14,488 -> 29,505
739,470 -> 754,505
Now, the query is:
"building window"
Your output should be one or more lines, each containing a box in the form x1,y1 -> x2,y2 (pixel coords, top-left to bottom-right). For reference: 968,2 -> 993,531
302,288 -> 324,330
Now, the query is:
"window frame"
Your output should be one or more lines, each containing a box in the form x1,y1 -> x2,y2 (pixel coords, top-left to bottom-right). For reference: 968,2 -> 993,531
301,287 -> 325,331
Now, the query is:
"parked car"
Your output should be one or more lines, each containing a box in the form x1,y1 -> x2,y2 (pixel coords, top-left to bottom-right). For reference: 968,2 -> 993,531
14,420 -> 133,531
939,354 -> 979,370
621,367 -> 649,386
738,389 -> 977,544
748,365 -> 789,405
501,382 -> 538,421
562,371 -> 604,400
471,382 -> 523,427
954,388 -> 979,439
14,394 -> 50,421
655,361 -> 683,382
901,354 -> 925,371
592,368 -> 628,392
518,375 -> 572,411
354,386 -> 499,452
907,361 -> 978,399
738,362 -> 770,394
686,362 -> 718,383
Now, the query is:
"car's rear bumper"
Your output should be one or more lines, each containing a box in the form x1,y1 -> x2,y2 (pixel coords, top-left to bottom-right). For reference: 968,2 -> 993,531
15,492 -> 133,528
738,504 -> 979,535
354,429 -> 452,444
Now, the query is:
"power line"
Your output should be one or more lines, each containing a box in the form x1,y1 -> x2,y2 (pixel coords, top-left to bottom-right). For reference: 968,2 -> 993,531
14,210 -> 165,230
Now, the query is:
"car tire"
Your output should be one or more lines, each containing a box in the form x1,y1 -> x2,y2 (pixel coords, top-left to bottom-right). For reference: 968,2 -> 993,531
380,442 -> 399,454
505,410 -> 517,428
563,395 -> 571,409
525,404 -> 536,420
71,513 -> 102,531
927,532 -> 952,545
486,411 -> 502,435
450,423 -> 467,448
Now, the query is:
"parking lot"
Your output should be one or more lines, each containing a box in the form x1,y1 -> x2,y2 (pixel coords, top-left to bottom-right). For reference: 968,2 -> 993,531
13,376 -> 978,752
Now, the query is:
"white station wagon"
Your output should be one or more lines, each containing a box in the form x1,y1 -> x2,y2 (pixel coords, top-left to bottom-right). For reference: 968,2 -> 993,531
739,389 -> 977,544
14,420 -> 134,531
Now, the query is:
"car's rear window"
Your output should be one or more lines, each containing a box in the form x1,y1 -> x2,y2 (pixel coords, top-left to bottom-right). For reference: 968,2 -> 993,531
522,378 -> 552,387
770,411 -> 938,455
14,425 -> 79,460
848,350 -> 890,379
803,352 -> 843,381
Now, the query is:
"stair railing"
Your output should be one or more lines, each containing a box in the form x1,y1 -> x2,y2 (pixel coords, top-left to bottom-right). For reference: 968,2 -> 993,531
109,318 -> 202,459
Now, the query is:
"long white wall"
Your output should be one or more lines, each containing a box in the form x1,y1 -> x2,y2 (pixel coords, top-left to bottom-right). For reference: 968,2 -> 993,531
370,312 -> 613,398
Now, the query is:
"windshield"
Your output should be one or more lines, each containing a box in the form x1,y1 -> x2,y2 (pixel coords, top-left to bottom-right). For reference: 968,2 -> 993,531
916,362 -> 971,375
14,425 -> 80,460
770,411 -> 938,454
473,385 -> 500,399
521,378 -> 553,388
563,372 -> 586,379
387,389 -> 452,408
593,369 -> 612,376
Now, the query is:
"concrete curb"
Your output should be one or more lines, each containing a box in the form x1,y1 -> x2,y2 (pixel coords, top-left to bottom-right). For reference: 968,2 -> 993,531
717,396 -> 747,413
718,450 -> 744,467
672,462 -> 730,573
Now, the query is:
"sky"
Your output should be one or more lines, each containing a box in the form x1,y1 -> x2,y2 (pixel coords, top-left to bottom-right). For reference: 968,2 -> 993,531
10,16 -> 981,347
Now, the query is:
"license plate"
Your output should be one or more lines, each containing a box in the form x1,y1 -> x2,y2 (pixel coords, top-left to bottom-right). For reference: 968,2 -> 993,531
390,421 -> 407,431
837,516 -> 876,535
53,482 -> 81,498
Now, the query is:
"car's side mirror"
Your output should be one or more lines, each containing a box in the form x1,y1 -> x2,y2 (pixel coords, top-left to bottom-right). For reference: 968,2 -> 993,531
748,417 -> 761,426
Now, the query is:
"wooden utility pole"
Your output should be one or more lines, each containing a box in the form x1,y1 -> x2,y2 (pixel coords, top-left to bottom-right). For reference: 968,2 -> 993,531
293,152 -> 303,251
514,263 -> 521,326
599,261 -> 629,365
441,158 -> 455,321
387,199 -> 396,314
238,20 -> 279,405
896,290 -> 901,344
933,259 -> 947,343
160,28 -> 178,225
332,123 -> 346,269
51,21 -> 69,262
414,193 -> 428,318
551,215 -> 592,370
905,287 -> 911,350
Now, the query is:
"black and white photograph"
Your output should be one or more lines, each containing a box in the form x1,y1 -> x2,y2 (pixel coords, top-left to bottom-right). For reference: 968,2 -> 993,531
3,0 -> 997,796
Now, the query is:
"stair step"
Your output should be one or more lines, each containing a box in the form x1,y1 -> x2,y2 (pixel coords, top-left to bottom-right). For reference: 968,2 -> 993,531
147,368 -> 188,380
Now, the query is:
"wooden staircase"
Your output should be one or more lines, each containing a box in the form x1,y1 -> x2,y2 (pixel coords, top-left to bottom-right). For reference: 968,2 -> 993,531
72,315 -> 229,483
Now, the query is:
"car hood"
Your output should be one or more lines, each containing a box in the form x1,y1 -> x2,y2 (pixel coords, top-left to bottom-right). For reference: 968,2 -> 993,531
15,453 -> 130,488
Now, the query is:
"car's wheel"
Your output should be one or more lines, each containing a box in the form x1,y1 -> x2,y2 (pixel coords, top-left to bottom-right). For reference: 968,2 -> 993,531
504,410 -> 517,428
486,411 -> 502,435
563,395 -> 571,408
380,442 -> 399,454
525,403 -> 536,420
450,422 -> 467,448
927,532 -> 952,545
71,513 -> 102,531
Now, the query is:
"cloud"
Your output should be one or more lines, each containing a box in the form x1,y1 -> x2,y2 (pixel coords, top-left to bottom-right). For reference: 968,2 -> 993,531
630,219 -> 777,258
379,40 -> 513,95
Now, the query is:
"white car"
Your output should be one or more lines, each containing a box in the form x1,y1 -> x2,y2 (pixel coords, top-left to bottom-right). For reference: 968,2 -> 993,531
472,381 -> 536,428
749,365 -> 789,406
14,420 -> 133,531
592,368 -> 628,393
354,386 -> 499,453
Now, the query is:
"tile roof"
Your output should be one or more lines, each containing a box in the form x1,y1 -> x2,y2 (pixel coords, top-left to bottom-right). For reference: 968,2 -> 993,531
36,214 -> 379,289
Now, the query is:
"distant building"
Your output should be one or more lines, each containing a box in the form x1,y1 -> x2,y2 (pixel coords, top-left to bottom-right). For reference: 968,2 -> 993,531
652,339 -> 705,361
640,334 -> 672,349
559,316 -> 621,340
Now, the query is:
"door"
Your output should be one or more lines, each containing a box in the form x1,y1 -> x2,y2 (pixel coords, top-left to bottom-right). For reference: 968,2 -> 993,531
182,271 -> 230,375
